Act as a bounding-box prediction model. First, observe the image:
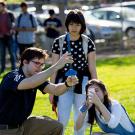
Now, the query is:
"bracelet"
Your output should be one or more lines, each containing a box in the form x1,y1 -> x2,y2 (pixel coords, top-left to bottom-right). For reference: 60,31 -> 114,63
64,81 -> 71,87
80,104 -> 88,113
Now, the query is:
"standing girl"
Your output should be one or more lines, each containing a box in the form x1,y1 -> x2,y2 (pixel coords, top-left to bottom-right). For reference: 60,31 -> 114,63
51,9 -> 97,135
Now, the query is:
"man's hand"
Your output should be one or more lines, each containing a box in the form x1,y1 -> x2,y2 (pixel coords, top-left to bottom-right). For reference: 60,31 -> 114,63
54,53 -> 73,70
65,76 -> 79,87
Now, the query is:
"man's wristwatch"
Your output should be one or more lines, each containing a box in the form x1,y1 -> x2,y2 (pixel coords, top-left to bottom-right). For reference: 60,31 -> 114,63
64,81 -> 71,87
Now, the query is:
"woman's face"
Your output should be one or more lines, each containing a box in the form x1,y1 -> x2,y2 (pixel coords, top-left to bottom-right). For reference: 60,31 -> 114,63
68,22 -> 82,36
88,84 -> 104,102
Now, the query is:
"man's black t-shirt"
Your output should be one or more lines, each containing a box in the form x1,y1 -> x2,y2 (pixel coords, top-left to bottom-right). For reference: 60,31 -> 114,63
43,17 -> 62,38
0,68 -> 49,125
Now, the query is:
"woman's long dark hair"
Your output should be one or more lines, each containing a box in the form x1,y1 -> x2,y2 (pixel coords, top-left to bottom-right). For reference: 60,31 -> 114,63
85,79 -> 111,125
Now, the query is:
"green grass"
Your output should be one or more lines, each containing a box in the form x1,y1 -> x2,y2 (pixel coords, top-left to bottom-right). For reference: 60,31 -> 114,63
6,0 -> 23,3
0,55 -> 135,134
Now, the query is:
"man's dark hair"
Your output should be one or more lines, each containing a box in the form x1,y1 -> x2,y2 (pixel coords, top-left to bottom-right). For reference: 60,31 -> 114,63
65,9 -> 86,34
49,9 -> 55,16
20,47 -> 48,67
0,2 -> 6,7
20,2 -> 28,8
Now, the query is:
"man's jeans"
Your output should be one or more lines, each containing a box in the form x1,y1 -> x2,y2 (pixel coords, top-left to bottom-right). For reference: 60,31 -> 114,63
0,116 -> 63,135
0,35 -> 16,72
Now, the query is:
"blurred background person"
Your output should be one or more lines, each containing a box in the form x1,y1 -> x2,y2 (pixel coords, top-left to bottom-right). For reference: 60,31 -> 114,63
43,9 -> 62,55
15,2 -> 38,56
0,2 -> 16,75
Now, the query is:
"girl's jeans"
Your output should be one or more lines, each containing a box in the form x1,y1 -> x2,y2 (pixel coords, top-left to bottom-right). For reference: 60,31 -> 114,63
58,88 -> 87,135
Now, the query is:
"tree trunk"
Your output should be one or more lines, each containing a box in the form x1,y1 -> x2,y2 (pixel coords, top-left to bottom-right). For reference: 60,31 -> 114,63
57,1 -> 67,34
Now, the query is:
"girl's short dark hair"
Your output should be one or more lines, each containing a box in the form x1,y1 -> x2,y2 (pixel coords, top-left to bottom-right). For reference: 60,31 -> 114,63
20,47 -> 48,67
65,9 -> 86,34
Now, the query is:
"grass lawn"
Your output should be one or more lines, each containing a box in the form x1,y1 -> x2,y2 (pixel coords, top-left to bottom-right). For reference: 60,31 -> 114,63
0,55 -> 135,134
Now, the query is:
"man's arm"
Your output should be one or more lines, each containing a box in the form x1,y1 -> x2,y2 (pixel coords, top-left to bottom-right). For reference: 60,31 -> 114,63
44,76 -> 78,96
50,53 -> 60,83
17,53 -> 73,90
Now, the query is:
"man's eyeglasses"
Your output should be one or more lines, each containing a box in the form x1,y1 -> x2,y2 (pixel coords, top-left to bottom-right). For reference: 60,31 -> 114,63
31,60 -> 45,69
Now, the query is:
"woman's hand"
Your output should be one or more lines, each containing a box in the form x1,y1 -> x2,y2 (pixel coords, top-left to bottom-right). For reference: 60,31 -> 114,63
87,88 -> 101,106
86,98 -> 93,109
87,87 -> 111,123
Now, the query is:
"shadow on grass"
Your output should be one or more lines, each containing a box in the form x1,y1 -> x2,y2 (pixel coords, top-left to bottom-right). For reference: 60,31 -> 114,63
97,56 -> 135,67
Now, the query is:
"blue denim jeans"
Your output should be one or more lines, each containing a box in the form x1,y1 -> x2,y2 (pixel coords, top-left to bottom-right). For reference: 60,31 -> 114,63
0,35 -> 16,72
58,88 -> 87,135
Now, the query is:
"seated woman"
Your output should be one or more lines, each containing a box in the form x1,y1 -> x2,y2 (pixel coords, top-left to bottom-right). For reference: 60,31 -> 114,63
75,79 -> 135,135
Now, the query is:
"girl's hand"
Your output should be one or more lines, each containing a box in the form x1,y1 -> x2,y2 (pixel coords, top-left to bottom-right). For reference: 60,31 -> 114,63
88,88 -> 100,106
86,99 -> 93,109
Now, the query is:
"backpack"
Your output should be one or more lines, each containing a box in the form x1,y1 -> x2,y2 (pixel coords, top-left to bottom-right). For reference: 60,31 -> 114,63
7,12 -> 15,29
17,13 -> 34,27
8,12 -> 14,23
15,13 -> 35,43
59,34 -> 89,60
